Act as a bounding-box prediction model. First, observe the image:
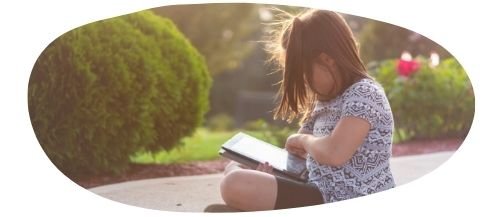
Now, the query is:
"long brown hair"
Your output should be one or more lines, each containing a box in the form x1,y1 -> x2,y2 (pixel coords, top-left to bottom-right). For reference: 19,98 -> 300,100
263,8 -> 371,125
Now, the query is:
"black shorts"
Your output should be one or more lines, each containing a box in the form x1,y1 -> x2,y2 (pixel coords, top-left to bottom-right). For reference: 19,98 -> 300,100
274,176 -> 325,209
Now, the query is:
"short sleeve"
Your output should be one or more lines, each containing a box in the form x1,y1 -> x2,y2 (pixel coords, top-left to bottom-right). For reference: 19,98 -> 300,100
341,81 -> 386,128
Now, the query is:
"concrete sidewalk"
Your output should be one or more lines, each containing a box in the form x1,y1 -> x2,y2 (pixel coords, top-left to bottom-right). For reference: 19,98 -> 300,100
90,151 -> 455,212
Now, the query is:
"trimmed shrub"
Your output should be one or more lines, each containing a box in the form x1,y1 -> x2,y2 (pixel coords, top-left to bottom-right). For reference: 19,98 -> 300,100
28,11 -> 212,177
371,57 -> 474,142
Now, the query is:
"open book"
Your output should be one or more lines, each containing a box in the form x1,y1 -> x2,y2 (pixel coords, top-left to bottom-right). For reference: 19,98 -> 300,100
218,132 -> 309,183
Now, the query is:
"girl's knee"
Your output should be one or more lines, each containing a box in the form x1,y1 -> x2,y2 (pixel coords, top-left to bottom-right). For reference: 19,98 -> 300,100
220,170 -> 249,208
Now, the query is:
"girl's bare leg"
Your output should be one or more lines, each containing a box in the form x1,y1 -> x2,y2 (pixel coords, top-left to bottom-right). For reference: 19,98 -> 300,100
220,162 -> 278,211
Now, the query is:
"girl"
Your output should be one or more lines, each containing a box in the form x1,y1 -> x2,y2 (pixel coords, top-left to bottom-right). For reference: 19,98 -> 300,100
220,9 -> 395,211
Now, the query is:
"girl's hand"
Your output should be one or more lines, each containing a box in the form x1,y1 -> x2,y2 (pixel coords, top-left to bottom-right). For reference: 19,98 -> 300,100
285,134 -> 308,159
256,162 -> 274,174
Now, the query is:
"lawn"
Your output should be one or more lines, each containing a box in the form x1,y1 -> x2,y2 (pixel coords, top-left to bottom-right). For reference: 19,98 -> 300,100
130,127 -> 404,165
130,127 -> 266,164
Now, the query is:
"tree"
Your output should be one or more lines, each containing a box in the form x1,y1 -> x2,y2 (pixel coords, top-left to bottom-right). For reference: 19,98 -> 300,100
359,20 -> 452,63
151,3 -> 261,76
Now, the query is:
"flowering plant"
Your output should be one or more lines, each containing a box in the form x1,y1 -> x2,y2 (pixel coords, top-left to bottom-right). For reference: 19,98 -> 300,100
396,51 -> 420,77
371,56 -> 474,142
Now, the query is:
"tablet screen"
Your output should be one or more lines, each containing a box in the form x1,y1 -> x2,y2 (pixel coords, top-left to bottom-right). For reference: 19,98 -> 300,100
226,134 -> 306,174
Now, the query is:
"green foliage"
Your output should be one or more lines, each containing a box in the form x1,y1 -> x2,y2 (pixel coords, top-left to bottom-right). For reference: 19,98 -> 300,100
359,20 -> 451,63
243,119 -> 296,148
372,57 -> 474,142
206,113 -> 235,132
152,4 -> 260,76
28,11 -> 212,177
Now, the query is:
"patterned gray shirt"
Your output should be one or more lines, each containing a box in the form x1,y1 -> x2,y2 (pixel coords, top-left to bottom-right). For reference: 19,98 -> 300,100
302,78 -> 396,203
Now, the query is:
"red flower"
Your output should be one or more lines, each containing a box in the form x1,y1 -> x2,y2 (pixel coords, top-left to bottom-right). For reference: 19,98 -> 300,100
397,59 -> 420,77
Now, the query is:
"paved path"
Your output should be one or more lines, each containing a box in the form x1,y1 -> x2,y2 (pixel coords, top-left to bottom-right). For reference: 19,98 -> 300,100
90,151 -> 455,212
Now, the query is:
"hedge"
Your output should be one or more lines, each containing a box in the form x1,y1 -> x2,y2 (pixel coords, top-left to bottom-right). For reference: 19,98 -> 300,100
371,57 -> 474,142
28,11 -> 211,177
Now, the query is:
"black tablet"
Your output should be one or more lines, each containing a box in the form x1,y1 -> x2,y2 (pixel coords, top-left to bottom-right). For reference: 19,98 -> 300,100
220,132 -> 308,182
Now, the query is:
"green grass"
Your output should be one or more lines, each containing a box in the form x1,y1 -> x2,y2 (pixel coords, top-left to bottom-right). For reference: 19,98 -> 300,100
130,126 -> 407,165
130,128 -> 267,165
130,128 -> 232,164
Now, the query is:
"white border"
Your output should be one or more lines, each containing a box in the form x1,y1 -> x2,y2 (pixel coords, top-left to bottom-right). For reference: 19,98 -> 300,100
1,0 -> 494,216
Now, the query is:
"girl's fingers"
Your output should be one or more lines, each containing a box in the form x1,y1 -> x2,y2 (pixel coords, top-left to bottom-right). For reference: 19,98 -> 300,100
296,151 -> 306,158
256,162 -> 273,174
266,164 -> 273,174
287,145 -> 305,156
261,162 -> 268,172
257,163 -> 267,172
256,164 -> 263,171
263,162 -> 273,174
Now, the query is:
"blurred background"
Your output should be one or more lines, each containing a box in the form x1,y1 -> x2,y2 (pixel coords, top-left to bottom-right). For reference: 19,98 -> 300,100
28,3 -> 474,184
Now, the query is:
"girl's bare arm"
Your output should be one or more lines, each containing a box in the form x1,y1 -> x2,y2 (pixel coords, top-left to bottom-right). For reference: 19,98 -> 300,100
300,116 -> 370,167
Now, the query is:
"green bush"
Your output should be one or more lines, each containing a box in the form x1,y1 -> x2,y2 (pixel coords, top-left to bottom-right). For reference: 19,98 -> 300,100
371,57 -> 474,142
28,11 -> 212,177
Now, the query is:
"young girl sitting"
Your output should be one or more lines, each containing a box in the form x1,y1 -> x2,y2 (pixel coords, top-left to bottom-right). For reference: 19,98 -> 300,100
220,8 -> 395,211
